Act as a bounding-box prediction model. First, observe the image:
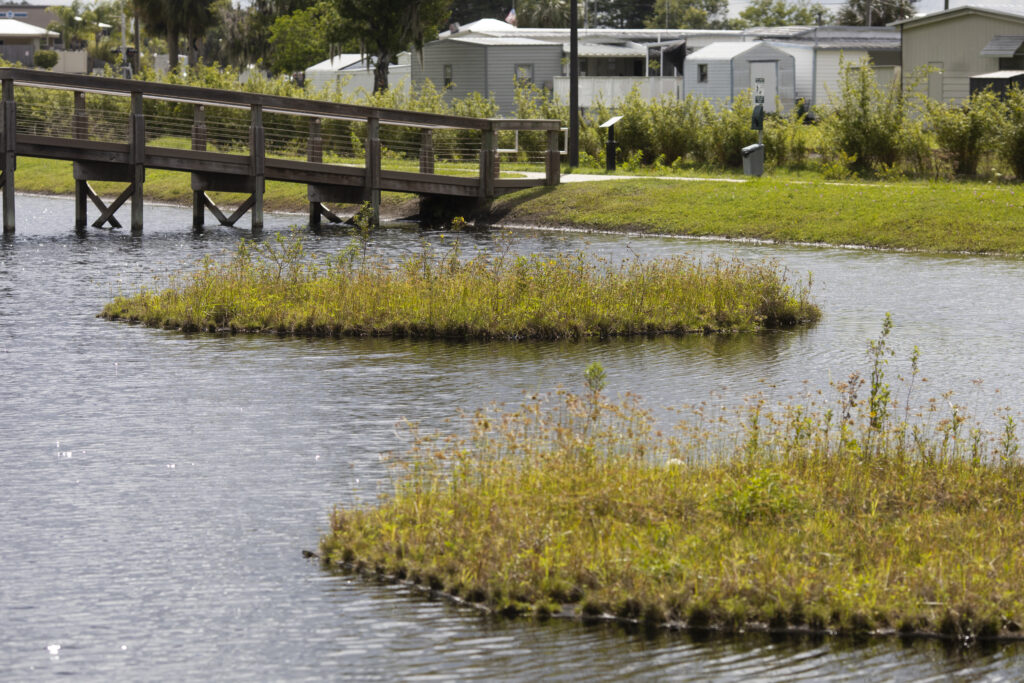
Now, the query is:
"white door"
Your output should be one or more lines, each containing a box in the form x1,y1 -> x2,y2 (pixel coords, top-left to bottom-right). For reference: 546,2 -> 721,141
750,61 -> 778,113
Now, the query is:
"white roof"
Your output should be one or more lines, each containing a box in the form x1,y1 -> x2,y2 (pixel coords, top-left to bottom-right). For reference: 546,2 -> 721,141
972,70 -> 1024,78
448,34 -> 553,47
440,18 -> 516,38
566,43 -> 646,58
0,18 -> 57,38
687,41 -> 766,61
306,54 -> 367,73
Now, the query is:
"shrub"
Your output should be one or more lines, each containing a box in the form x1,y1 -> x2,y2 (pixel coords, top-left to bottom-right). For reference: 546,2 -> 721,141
33,50 -> 58,70
927,89 -> 1002,176
1000,86 -> 1024,180
820,61 -> 927,175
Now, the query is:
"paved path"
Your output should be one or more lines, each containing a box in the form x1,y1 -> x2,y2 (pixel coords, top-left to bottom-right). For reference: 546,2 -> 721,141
519,171 -> 748,184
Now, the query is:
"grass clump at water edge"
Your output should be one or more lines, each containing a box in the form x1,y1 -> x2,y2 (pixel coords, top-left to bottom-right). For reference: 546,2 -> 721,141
321,318 -> 1024,641
100,234 -> 820,339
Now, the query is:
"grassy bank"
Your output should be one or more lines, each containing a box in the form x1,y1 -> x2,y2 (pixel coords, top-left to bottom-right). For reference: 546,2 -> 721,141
490,178 -> 1024,254
321,328 -> 1024,640
101,236 -> 819,339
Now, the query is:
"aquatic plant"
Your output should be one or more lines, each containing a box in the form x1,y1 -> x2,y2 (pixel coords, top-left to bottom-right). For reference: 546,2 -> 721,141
101,235 -> 819,339
321,319 -> 1024,640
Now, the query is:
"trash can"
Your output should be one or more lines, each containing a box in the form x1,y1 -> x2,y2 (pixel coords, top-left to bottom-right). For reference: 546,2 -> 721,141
741,143 -> 764,177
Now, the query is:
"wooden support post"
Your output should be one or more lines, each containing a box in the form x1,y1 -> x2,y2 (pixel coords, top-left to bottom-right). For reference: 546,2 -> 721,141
73,91 -> 88,228
191,104 -> 206,229
419,129 -> 434,174
307,117 -> 322,227
1,78 -> 15,234
546,128 -> 561,187
250,103 -> 264,233
364,116 -> 380,225
479,127 -> 496,201
129,90 -> 144,233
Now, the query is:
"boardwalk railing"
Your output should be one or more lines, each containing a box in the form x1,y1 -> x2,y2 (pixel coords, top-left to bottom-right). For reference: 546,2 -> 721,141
0,67 -> 562,234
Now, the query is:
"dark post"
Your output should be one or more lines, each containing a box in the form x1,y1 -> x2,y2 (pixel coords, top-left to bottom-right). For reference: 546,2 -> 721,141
545,127 -> 560,186
1,79 -> 13,234
419,128 -> 434,174
364,116 -> 380,225
73,91 -> 88,229
479,126 -> 496,200
307,116 -> 322,226
568,0 -> 579,167
605,123 -> 616,172
249,103 -> 264,233
130,90 -> 145,232
191,104 -> 206,229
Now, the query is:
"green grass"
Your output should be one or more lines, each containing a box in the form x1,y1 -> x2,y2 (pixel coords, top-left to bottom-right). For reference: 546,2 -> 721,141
321,326 -> 1024,640
100,235 -> 819,339
489,177 -> 1024,254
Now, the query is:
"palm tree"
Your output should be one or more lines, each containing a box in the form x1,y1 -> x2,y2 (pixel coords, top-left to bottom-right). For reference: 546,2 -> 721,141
134,0 -> 215,69
47,1 -> 92,50
521,0 -> 570,27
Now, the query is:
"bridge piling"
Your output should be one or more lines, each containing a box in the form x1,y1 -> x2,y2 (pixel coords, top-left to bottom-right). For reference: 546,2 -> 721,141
73,91 -> 87,229
2,78 -> 15,234
130,91 -> 144,233
191,104 -> 206,230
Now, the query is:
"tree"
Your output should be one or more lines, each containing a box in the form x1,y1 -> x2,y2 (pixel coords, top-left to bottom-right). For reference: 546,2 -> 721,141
268,3 -> 338,74
447,0 -> 507,24
332,0 -> 452,92
47,1 -> 92,49
134,0 -> 217,69
645,0 -> 729,30
836,0 -> 913,26
738,0 -> 829,27
519,0 -> 569,27
596,0 -> 656,28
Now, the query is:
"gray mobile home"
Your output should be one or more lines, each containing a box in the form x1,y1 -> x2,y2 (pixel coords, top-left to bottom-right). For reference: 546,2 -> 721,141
412,34 -> 562,113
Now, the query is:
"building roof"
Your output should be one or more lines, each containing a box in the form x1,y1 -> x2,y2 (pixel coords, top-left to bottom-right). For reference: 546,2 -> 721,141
764,25 -> 900,50
564,42 -> 646,58
980,35 -> 1024,56
439,17 -> 516,38
306,54 -> 367,73
447,34 -> 555,47
892,5 -> 1024,28
972,69 -> 1024,78
687,41 -> 769,61
0,18 -> 56,38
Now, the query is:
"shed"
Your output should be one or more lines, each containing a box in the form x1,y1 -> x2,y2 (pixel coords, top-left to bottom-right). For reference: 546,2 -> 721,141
970,69 -> 1024,97
683,41 -> 795,112
412,34 -> 562,114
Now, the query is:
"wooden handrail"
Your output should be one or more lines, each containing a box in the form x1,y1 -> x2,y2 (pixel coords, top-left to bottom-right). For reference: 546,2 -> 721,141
0,67 -> 561,133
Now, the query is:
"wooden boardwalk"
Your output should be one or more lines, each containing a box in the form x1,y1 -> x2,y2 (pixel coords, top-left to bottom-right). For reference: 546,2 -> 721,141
0,67 -> 561,234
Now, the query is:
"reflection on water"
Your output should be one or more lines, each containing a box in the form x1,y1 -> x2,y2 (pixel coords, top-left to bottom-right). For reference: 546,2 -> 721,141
3,195 -> 1024,678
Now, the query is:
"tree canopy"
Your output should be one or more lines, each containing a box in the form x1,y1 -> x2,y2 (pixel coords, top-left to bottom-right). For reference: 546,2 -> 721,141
836,0 -> 913,26
738,0 -> 829,28
646,0 -> 729,30
332,0 -> 452,92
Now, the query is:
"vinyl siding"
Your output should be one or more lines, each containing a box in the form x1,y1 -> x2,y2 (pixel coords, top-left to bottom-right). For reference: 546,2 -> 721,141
735,44 -> 796,111
684,59 -> 732,103
774,43 -> 814,103
902,12 -> 1024,103
412,42 -> 487,102
815,50 -> 869,106
484,44 -> 562,113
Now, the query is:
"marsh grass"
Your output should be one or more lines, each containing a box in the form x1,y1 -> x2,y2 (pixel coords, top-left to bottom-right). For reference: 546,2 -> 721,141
322,322 -> 1024,640
101,235 -> 819,339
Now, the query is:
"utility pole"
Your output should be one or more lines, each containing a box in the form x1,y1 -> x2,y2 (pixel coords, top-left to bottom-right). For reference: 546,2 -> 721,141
569,0 -> 579,167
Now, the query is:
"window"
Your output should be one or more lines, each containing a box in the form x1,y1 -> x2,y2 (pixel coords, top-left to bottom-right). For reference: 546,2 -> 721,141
514,64 -> 534,83
443,64 -> 452,87
698,64 -> 708,83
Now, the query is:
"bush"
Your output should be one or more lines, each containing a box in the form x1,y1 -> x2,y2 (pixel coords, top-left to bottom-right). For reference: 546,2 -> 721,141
927,89 -> 1002,176
33,50 -> 58,70
1000,86 -> 1024,180
820,61 -> 928,175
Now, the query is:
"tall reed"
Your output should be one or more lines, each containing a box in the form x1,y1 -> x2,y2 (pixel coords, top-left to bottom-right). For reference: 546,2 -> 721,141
101,234 -> 820,339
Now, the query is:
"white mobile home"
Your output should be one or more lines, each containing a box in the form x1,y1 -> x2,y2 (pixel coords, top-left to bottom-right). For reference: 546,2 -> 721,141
305,53 -> 411,96
683,41 -> 796,112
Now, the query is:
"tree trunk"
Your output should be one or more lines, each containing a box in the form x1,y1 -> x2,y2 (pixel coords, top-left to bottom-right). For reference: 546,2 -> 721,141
373,54 -> 391,93
167,27 -> 180,69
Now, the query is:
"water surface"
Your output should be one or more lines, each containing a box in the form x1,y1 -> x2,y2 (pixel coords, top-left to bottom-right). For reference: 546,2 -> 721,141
3,195 -> 1024,679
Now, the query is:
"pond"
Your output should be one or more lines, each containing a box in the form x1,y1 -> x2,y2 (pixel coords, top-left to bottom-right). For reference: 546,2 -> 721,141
2,195 -> 1024,679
